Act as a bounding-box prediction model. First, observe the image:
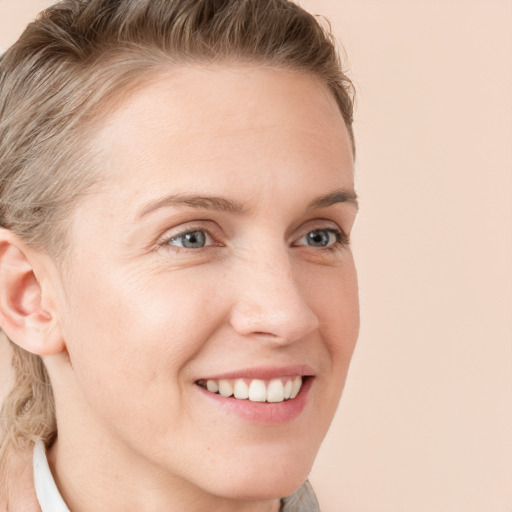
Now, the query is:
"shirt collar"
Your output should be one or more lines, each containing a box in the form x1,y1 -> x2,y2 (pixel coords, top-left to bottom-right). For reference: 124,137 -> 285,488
33,440 -> 70,512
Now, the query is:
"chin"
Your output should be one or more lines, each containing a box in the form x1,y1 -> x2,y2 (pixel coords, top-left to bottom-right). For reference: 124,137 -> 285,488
211,471 -> 311,503
196,443 -> 318,502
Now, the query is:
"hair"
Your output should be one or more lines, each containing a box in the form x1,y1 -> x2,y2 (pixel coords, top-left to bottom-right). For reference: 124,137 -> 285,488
0,0 -> 355,500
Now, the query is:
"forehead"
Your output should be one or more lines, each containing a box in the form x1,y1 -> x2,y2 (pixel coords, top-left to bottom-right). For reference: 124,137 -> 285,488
100,64 -> 347,133
90,64 -> 354,212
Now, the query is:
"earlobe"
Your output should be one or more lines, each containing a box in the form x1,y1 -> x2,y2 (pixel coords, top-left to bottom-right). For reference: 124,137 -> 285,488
0,229 -> 64,356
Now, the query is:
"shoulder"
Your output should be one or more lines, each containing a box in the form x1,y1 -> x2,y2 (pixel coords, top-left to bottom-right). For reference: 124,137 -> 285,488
281,480 -> 320,512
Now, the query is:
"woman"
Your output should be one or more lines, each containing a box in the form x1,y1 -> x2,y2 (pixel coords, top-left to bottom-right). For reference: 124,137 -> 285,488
0,0 -> 359,510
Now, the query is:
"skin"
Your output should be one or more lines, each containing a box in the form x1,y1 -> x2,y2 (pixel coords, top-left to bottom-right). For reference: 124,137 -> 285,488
0,64 -> 358,511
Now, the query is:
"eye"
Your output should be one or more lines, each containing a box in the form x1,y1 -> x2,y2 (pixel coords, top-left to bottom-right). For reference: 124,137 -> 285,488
167,229 -> 213,249
295,228 -> 345,248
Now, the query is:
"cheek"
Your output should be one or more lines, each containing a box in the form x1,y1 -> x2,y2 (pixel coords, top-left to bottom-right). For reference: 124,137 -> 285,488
306,255 -> 359,349
327,272 -> 359,357
311,258 -> 359,414
58,264 -> 225,412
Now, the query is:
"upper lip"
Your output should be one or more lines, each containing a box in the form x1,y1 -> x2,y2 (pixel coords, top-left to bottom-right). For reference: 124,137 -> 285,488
196,365 -> 316,382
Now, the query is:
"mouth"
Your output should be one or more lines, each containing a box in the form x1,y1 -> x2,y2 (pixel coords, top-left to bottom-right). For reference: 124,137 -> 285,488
195,375 -> 311,404
194,365 -> 315,424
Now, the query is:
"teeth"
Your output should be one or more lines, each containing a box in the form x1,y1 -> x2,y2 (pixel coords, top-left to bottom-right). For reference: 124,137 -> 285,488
233,379 -> 249,399
206,380 -> 219,393
218,380 -> 233,397
290,376 -> 302,399
200,376 -> 304,403
284,379 -> 292,399
267,379 -> 285,402
248,379 -> 267,402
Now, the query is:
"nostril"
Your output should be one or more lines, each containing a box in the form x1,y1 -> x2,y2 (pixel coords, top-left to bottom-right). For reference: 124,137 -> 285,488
229,300 -> 319,343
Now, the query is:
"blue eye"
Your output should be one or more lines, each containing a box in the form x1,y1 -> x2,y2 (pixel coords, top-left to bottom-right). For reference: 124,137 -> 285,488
297,229 -> 343,248
168,230 -> 211,249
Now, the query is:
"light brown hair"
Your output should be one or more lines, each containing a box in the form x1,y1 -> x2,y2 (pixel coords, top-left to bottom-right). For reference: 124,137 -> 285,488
0,0 -> 355,499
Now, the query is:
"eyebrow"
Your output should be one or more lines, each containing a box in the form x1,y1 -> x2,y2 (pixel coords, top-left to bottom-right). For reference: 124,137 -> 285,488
137,188 -> 358,219
306,189 -> 359,212
138,194 -> 248,218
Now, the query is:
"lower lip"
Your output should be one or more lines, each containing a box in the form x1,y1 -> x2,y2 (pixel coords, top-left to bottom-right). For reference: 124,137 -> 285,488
195,377 -> 313,425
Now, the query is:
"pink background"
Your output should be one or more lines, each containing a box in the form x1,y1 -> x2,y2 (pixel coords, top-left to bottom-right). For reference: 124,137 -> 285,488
1,1 -> 511,510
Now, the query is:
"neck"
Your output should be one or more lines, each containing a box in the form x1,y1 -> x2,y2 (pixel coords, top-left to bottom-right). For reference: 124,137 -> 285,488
47,427 -> 281,512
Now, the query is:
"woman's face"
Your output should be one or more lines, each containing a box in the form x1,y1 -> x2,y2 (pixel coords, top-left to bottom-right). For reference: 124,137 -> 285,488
52,65 -> 359,501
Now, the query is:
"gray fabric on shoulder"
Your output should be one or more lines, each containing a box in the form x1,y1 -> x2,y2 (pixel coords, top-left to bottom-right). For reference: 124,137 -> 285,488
281,480 -> 320,512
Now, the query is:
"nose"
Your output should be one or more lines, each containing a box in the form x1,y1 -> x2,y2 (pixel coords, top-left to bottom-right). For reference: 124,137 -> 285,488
228,248 -> 320,345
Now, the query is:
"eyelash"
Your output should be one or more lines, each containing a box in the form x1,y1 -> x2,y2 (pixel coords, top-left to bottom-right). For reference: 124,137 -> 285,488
157,225 -> 350,253
160,225 -> 218,252
296,228 -> 350,252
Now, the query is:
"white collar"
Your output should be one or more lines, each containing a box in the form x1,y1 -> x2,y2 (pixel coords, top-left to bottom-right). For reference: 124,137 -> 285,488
33,440 -> 70,512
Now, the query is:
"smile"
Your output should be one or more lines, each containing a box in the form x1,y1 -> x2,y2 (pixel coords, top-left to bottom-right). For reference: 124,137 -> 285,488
196,377 -> 304,403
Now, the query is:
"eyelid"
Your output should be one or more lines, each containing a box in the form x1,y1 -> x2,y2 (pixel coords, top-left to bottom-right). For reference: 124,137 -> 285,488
294,227 -> 339,243
170,228 -> 214,248
293,227 -> 349,248
156,222 -> 221,250
292,217 -> 348,238
154,219 -> 350,253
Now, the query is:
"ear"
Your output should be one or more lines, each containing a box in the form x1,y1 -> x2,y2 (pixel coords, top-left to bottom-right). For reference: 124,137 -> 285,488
0,228 -> 65,356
